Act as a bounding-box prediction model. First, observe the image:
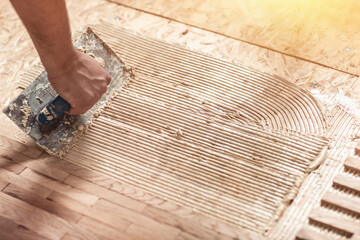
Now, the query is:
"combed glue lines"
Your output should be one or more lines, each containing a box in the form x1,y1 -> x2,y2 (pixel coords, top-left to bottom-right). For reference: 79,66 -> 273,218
91,23 -> 327,136
65,90 -> 328,233
62,24 -> 329,233
15,24 -> 329,233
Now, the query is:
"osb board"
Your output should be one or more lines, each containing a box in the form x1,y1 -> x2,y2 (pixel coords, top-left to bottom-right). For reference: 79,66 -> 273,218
110,0 -> 360,76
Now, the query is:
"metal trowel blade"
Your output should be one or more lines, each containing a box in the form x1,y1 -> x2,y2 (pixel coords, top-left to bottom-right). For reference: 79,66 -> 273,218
3,27 -> 127,156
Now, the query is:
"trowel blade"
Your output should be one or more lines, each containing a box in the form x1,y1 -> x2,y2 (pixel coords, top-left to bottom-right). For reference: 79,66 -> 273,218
3,27 -> 127,156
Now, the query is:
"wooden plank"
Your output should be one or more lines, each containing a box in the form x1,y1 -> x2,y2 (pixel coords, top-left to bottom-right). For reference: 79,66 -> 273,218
309,208 -> 359,235
0,168 -> 52,198
333,174 -> 360,193
296,227 -> 332,240
175,232 -> 200,240
61,234 -> 81,240
40,156 -> 115,187
322,191 -> 360,215
110,181 -> 166,208
77,216 -> 132,240
20,168 -> 99,206
0,155 -> 26,174
20,210 -> 68,240
47,191 -> 92,214
3,183 -> 82,224
29,208 -> 93,240
47,191 -> 130,232
0,219 -> 49,240
345,157 -> 360,172
0,135 -> 42,158
0,192 -> 67,240
0,178 -> 93,240
0,224 -> 51,240
0,215 -> 19,233
64,175 -> 146,211
0,190 -> 35,215
7,225 -> 50,240
0,150 -> 69,181
0,179 -> 8,190
94,199 -> 180,238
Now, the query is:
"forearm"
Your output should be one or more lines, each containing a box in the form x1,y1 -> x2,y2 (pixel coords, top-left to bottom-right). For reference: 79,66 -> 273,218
10,0 -> 75,77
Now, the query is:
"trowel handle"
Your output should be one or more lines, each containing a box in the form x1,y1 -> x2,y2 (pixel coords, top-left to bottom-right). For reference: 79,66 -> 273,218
37,96 -> 71,126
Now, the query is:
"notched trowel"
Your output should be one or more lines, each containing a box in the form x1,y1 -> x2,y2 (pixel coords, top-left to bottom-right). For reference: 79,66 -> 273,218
3,27 -> 126,156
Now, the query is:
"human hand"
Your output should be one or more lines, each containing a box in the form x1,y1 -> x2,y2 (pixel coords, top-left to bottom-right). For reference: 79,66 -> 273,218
47,49 -> 111,115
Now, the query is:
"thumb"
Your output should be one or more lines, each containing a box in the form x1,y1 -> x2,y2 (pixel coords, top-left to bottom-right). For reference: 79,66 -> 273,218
66,107 -> 78,115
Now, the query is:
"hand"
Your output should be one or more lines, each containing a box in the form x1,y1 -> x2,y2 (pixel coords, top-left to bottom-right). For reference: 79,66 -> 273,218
47,50 -> 111,115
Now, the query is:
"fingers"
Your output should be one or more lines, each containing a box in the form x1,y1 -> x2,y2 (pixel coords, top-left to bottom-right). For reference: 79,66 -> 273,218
106,74 -> 112,85
48,51 -> 112,116
103,70 -> 111,85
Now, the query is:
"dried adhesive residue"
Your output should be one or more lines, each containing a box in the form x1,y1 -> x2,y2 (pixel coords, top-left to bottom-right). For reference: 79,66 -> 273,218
77,48 -> 106,68
20,100 -> 31,127
175,128 -> 183,139
95,57 -> 105,68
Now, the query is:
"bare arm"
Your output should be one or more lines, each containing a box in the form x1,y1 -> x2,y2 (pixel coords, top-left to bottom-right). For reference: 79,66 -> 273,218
10,0 -> 111,115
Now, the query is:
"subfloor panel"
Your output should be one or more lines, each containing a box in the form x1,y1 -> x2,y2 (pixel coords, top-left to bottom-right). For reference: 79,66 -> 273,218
17,23 -> 360,238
